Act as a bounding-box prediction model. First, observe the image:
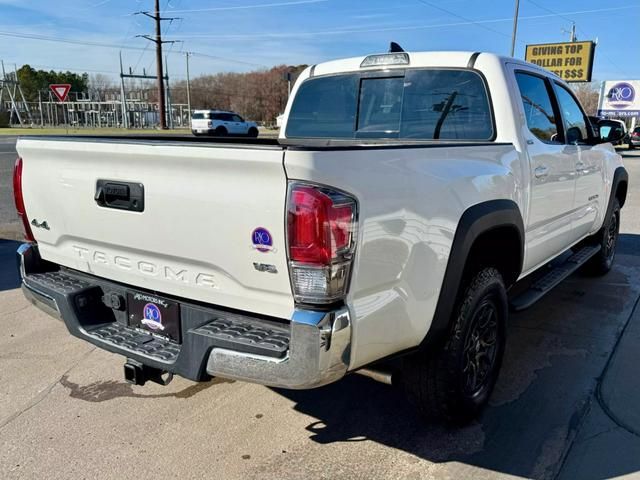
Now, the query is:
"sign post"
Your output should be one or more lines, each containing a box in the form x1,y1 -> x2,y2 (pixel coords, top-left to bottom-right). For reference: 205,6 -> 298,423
525,41 -> 595,83
49,84 -> 71,133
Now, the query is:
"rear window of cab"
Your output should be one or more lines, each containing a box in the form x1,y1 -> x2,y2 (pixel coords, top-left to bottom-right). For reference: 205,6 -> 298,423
285,69 -> 494,141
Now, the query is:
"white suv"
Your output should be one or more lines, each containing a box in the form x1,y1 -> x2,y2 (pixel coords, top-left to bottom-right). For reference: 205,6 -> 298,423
191,110 -> 259,137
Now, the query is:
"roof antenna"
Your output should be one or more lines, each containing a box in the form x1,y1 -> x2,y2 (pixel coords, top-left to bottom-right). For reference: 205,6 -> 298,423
389,42 -> 405,53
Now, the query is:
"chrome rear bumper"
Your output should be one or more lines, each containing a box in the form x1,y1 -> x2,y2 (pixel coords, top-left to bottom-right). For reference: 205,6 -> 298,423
18,242 -> 352,389
205,307 -> 351,389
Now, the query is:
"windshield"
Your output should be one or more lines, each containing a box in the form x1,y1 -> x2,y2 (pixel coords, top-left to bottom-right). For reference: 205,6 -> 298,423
286,69 -> 494,140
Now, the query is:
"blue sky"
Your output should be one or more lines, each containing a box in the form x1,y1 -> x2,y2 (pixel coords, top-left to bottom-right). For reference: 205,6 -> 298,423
0,0 -> 638,83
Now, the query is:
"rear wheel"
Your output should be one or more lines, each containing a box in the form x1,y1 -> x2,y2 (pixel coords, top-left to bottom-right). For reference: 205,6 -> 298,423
214,126 -> 228,137
248,127 -> 259,138
402,267 -> 507,425
584,198 -> 620,275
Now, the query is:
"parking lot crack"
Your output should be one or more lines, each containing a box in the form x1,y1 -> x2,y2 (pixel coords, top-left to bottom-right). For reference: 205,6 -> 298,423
0,347 -> 95,431
595,293 -> 640,439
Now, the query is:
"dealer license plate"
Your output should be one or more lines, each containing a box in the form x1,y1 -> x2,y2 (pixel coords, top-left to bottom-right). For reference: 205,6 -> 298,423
128,291 -> 181,343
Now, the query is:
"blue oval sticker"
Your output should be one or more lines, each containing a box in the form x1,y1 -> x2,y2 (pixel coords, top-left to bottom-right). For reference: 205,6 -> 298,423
252,227 -> 273,253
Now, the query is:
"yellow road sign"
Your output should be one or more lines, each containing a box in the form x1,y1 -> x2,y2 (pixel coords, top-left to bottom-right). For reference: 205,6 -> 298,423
525,41 -> 595,82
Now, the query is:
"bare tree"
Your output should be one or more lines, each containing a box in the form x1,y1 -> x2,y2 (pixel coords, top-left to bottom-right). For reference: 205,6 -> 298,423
171,64 -> 306,124
88,74 -> 116,101
571,82 -> 600,116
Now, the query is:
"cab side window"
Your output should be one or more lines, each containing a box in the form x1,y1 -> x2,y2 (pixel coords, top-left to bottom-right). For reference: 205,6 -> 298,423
515,73 -> 560,143
554,84 -> 589,144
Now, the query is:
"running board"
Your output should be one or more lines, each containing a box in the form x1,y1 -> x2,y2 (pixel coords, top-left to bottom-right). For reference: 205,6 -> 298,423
510,245 -> 601,312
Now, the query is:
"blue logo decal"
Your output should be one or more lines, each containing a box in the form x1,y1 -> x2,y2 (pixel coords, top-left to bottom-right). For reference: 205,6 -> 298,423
608,82 -> 636,109
252,227 -> 273,253
141,303 -> 164,331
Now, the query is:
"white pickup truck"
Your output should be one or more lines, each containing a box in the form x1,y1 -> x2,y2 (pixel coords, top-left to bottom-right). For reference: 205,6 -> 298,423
15,49 -> 628,424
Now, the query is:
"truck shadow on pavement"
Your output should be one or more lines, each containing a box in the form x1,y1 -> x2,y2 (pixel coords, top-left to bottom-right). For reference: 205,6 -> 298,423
59,374 -> 232,402
0,239 -> 21,291
274,233 -> 640,480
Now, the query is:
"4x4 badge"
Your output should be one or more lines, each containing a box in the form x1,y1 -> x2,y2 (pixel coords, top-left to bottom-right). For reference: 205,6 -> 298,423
31,219 -> 50,230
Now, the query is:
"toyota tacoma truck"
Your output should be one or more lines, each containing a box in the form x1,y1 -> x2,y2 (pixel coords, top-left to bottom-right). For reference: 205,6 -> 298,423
15,49 -> 628,424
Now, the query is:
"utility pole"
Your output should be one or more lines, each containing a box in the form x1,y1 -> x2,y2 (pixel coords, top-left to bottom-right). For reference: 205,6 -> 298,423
119,51 -> 129,128
570,22 -> 577,42
184,52 -> 192,122
165,55 -> 173,129
154,0 -> 166,129
38,90 -> 44,126
135,1 -> 180,129
510,0 -> 520,57
562,22 -> 577,42
0,60 -> 33,126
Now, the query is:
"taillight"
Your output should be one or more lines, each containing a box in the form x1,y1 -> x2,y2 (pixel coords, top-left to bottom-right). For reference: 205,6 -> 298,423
633,132 -> 640,137
287,182 -> 357,304
13,157 -> 35,242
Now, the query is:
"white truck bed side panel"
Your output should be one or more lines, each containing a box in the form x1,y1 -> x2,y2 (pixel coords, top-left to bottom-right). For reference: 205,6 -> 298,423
285,144 -> 522,368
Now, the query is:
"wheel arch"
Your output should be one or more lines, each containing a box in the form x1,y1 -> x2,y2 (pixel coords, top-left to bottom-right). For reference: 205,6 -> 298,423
611,167 -> 628,209
422,199 -> 524,349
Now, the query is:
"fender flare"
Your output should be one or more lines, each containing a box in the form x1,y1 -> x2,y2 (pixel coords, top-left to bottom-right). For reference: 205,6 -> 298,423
605,167 -> 628,217
422,199 -> 524,348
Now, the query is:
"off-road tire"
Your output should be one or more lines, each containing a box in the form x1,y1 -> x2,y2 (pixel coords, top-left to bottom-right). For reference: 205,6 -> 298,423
584,198 -> 620,276
402,267 -> 507,425
214,127 -> 228,137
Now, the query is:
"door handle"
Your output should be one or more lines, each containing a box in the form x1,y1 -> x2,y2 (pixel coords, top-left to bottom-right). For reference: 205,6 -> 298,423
534,166 -> 549,178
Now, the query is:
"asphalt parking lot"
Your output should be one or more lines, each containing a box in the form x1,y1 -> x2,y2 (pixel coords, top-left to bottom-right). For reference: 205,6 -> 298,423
1,136 -> 639,479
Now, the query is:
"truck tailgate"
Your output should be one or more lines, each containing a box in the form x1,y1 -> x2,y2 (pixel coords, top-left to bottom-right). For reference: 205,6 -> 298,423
17,138 -> 294,319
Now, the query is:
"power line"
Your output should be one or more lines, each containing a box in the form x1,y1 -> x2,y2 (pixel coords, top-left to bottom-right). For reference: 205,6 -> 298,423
141,0 -> 181,73
3,4 -> 637,45
146,0 -> 329,14
0,31 -> 264,70
164,5 -> 638,41
190,52 -> 267,68
133,0 -> 181,129
133,43 -> 151,73
525,0 -> 627,77
526,0 -> 575,23
415,0 -> 512,40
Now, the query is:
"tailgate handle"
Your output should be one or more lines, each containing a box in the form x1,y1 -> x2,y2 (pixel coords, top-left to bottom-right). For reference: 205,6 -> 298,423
95,180 -> 144,212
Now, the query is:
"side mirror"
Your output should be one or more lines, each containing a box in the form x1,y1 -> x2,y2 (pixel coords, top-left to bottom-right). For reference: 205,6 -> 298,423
587,116 -> 600,138
597,119 -> 626,144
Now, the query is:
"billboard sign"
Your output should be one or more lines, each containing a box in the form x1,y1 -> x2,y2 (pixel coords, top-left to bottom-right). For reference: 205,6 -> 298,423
598,80 -> 640,118
525,41 -> 595,82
